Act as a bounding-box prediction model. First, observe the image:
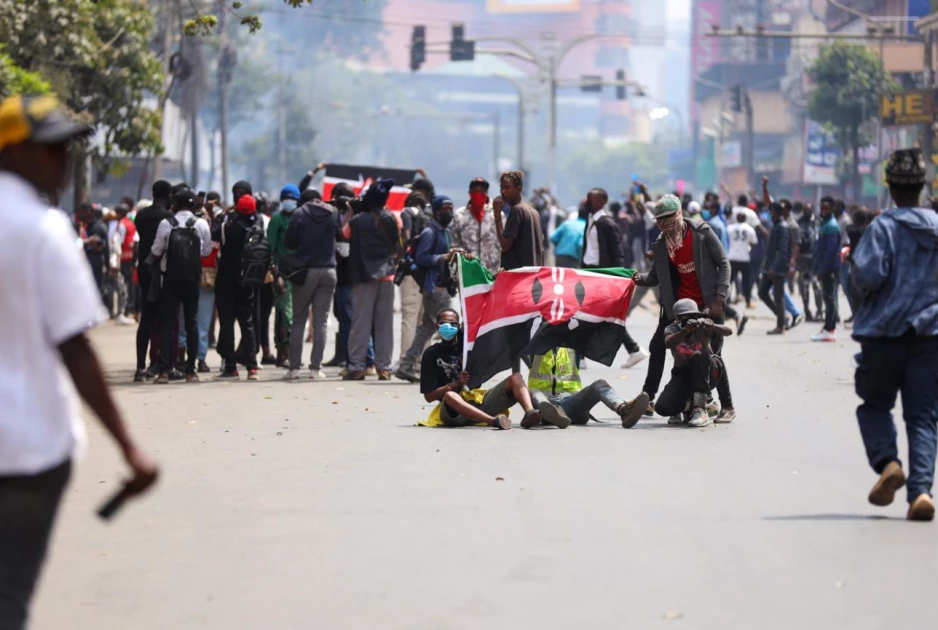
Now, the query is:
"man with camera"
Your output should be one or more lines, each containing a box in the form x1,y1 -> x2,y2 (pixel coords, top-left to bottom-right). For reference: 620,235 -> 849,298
395,195 -> 467,383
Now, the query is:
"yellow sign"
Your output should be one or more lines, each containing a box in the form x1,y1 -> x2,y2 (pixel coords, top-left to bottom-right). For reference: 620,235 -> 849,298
881,89 -> 938,126
487,0 -> 581,13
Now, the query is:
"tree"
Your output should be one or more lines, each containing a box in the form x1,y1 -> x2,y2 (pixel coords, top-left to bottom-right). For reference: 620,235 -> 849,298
807,41 -> 898,199
0,48 -> 50,99
0,0 -> 163,204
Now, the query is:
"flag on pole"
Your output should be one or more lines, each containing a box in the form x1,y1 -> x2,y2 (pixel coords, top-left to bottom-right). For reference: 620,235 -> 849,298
458,256 -> 636,387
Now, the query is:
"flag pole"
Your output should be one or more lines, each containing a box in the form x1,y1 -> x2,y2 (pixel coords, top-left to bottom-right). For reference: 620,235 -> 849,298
456,254 -> 469,369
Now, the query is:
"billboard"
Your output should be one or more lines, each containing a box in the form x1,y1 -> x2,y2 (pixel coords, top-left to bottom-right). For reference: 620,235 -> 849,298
803,120 -> 840,186
487,0 -> 581,13
881,89 -> 938,126
692,1 -> 721,78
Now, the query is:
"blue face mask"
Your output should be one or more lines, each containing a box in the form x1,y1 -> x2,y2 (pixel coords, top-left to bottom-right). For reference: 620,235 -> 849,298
281,199 -> 298,213
438,322 -> 459,341
701,210 -> 711,221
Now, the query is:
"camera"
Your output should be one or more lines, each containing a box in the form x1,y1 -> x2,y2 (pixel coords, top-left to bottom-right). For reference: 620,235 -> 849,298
394,254 -> 417,286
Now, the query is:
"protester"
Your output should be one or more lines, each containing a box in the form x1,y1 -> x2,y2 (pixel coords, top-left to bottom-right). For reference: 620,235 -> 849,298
634,195 -> 731,417
550,207 -> 586,268
493,170 -> 544,270
527,348 -> 650,429
779,199 -> 805,329
213,186 -> 262,380
842,207 -> 871,320
812,196 -> 842,342
851,148 -> 938,522
255,193 -> 277,365
0,92 -> 158,629
419,309 -> 538,430
452,177 -> 501,275
150,188 -> 213,383
342,179 -> 400,380
758,201 -> 792,335
74,201 -> 109,306
283,188 -> 345,380
580,187 -> 648,368
796,201 -> 823,321
397,191 -> 428,365
268,184 -> 300,367
727,211 -> 757,308
109,202 -> 138,324
655,299 -> 735,427
133,181 -> 173,380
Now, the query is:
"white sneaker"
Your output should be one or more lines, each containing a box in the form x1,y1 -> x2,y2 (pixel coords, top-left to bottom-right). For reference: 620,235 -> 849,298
309,369 -> 327,380
622,348 -> 650,369
811,330 -> 836,343
687,407 -> 712,427
115,314 -> 135,326
284,369 -> 301,381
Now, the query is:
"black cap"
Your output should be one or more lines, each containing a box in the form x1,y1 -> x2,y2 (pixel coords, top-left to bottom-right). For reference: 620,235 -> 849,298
174,188 -> 197,210
469,177 -> 490,191
232,179 -> 253,195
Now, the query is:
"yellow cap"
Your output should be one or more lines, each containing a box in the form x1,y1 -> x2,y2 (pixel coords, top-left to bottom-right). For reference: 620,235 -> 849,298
0,93 -> 91,151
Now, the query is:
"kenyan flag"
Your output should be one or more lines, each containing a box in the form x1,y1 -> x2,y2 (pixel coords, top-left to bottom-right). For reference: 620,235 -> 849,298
458,256 -> 636,387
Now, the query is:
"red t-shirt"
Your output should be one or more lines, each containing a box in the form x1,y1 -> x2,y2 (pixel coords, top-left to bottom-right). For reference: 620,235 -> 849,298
669,227 -> 704,306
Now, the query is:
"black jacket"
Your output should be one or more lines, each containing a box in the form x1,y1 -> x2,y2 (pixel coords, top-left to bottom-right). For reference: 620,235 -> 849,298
582,213 -> 625,268
348,209 -> 399,284
284,199 -> 341,268
213,212 -> 260,287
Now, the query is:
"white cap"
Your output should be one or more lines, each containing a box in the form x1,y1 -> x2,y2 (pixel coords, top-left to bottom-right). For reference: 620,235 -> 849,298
687,201 -> 701,213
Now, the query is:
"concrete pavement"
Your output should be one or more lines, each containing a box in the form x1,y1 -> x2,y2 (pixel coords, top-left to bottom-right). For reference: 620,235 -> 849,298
31,301 -> 938,630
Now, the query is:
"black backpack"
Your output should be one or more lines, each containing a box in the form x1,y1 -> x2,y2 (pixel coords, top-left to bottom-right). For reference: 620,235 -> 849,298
165,217 -> 202,283
240,220 -> 271,288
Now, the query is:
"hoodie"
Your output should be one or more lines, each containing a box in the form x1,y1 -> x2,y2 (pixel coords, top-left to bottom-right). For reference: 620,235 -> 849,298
813,215 -> 842,277
283,199 -> 342,268
852,207 -> 938,338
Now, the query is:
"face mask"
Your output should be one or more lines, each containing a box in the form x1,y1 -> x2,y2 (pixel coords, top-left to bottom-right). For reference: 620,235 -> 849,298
281,199 -> 298,213
701,210 -> 711,221
437,211 -> 454,227
438,322 -> 459,341
469,192 -> 487,209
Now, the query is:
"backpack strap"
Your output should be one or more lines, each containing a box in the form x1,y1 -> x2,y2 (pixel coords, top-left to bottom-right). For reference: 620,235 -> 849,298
168,217 -> 179,228
185,217 -> 197,228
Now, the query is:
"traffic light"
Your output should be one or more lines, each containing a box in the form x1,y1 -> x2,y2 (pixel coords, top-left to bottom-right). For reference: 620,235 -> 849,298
410,25 -> 426,72
730,84 -> 742,112
450,23 -> 475,62
616,69 -> 627,100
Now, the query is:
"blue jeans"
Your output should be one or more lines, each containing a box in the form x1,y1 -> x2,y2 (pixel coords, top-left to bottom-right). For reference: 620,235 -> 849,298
856,335 -> 938,502
179,287 -> 214,361
334,285 -> 374,367
784,289 -> 801,318
532,379 -> 625,425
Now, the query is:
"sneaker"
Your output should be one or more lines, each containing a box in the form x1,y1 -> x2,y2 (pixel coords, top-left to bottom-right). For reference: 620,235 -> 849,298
215,370 -> 240,381
737,315 -> 749,336
168,368 -> 186,381
284,369 -> 301,381
766,327 -> 785,335
622,348 -> 650,369
261,355 -> 277,366
687,407 -> 712,427
537,401 -> 571,429
521,408 -> 544,429
308,369 -> 327,380
789,313 -> 803,329
247,369 -> 259,381
618,392 -> 650,429
343,370 -> 366,381
339,367 -> 349,378
197,360 -> 211,374
868,461 -> 905,507
133,369 -> 148,383
153,373 -> 170,385
644,398 -> 655,417
493,414 -> 512,430
715,409 -> 736,424
115,314 -> 135,326
907,493 -> 936,522
706,401 -> 719,418
667,414 -> 684,425
811,330 -> 836,343
186,374 -> 200,384
378,369 -> 392,381
365,365 -> 378,377
394,367 -> 420,383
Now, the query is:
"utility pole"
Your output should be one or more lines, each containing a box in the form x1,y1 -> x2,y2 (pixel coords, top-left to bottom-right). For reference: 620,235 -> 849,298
217,0 -> 233,200
493,75 -> 527,172
277,78 -> 287,187
153,0 -> 174,182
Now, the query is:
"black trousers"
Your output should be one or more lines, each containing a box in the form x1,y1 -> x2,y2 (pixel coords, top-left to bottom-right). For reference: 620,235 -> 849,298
758,273 -> 786,330
0,460 -> 71,630
258,284 -> 275,352
730,261 -> 752,305
160,279 -> 200,374
643,313 -> 670,398
135,269 -> 161,371
217,282 -> 258,371
820,271 -> 839,332
655,352 -> 732,417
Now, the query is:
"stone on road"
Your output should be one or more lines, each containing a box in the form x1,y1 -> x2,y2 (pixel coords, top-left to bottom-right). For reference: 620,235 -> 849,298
32,308 -> 938,629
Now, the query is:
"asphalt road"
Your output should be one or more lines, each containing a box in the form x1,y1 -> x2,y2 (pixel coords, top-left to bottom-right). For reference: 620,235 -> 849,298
31,297 -> 938,630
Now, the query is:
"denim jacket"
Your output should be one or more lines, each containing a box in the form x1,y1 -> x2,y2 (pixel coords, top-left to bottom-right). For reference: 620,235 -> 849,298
852,207 -> 938,338
414,220 -> 451,293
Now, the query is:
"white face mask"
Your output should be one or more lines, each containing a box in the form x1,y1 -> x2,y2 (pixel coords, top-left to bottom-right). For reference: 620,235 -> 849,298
281,199 -> 298,213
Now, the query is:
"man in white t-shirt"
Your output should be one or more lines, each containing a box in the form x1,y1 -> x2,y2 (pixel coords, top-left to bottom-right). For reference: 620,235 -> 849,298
727,211 -> 758,308
0,94 -> 158,628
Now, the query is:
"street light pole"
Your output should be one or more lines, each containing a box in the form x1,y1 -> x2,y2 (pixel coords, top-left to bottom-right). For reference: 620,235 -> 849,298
493,75 -> 527,173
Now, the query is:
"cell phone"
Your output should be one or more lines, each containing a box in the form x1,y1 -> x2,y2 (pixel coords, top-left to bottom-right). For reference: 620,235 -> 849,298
97,484 -> 130,521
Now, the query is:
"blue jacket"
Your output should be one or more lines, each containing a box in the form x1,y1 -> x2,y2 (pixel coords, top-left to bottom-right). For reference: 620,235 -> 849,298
852,207 -> 938,338
550,217 -> 585,260
813,215 -> 842,276
707,213 -> 729,251
414,220 -> 451,293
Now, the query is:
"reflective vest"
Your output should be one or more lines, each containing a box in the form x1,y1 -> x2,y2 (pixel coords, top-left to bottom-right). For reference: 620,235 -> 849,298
528,348 -> 581,396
